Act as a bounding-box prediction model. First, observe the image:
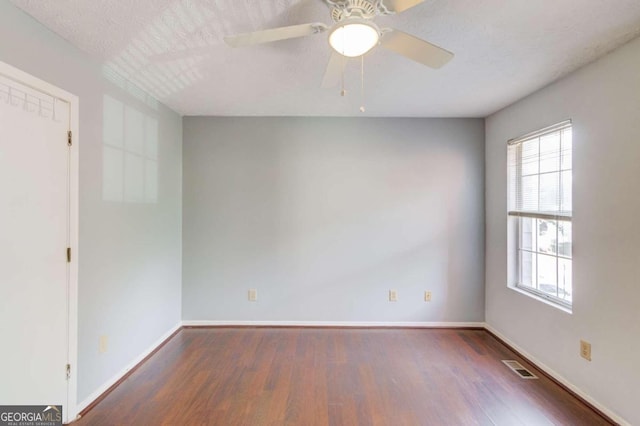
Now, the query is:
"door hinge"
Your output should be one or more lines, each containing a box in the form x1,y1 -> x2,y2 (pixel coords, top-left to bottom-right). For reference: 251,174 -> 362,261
66,247 -> 71,263
66,364 -> 71,380
67,130 -> 72,146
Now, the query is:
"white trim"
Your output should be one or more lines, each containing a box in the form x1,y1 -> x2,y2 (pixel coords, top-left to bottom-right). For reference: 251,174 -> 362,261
182,320 -> 485,328
0,60 -> 79,425
484,324 -> 629,426
73,323 -> 182,419
508,285 -> 573,314
66,77 -> 80,426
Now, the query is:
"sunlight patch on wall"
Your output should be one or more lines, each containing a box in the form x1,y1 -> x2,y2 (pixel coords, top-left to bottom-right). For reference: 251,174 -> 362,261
103,94 -> 158,203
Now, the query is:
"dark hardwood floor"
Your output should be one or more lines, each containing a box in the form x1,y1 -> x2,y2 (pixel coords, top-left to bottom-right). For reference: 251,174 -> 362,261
75,328 -> 611,425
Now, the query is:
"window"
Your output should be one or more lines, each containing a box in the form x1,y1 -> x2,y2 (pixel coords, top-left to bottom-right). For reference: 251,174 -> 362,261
508,121 -> 572,308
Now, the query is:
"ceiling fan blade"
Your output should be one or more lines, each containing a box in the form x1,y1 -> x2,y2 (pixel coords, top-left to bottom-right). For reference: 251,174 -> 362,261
321,51 -> 348,88
381,30 -> 454,69
224,23 -> 328,48
382,0 -> 426,13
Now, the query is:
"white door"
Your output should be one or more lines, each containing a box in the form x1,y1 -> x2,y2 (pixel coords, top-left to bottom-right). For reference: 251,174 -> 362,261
0,72 -> 70,411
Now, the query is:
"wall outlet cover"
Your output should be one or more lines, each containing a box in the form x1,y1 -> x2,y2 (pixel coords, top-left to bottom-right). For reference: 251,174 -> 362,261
580,340 -> 592,361
99,335 -> 108,353
248,289 -> 258,302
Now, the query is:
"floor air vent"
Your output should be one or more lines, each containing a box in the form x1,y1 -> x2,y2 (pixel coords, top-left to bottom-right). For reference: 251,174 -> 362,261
502,360 -> 538,379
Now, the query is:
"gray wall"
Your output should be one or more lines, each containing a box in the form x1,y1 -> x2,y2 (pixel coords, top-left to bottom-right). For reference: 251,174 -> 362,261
0,3 -> 183,403
485,36 -> 640,424
183,117 -> 485,323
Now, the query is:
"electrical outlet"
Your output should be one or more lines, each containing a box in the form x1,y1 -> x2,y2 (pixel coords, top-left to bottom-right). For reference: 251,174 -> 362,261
389,290 -> 398,302
424,291 -> 432,302
99,335 -> 108,353
248,289 -> 258,302
580,340 -> 592,361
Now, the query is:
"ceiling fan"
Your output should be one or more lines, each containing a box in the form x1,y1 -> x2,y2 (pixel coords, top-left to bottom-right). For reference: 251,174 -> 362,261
224,0 -> 454,88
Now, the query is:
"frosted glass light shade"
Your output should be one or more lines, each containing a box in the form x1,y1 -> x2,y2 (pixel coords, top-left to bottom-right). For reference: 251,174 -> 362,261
329,23 -> 379,57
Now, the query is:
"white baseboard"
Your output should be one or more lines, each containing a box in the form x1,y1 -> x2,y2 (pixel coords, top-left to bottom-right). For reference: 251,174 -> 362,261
72,322 -> 182,420
182,320 -> 485,328
484,323 -> 628,426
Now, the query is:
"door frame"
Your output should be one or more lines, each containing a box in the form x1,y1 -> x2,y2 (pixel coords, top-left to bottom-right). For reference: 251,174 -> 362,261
0,61 -> 79,424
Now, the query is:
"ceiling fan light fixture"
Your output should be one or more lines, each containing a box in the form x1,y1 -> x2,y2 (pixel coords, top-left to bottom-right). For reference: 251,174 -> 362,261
329,21 -> 380,57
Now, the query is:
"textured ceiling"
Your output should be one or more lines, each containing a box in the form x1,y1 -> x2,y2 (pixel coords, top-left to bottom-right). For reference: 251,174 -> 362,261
9,0 -> 640,117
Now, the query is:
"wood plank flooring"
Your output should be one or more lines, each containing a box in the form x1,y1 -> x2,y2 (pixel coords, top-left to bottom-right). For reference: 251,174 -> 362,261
75,328 -> 612,425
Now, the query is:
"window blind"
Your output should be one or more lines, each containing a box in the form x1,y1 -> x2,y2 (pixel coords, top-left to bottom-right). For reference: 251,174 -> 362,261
508,120 -> 572,220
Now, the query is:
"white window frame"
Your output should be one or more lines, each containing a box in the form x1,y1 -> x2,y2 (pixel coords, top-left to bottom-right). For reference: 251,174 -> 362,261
507,120 -> 573,310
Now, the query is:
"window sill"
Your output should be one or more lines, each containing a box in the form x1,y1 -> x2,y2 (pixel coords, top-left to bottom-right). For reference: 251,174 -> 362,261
508,285 -> 573,314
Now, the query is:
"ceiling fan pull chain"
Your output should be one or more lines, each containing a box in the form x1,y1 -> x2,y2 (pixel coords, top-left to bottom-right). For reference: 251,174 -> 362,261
341,29 -> 347,97
360,55 -> 366,113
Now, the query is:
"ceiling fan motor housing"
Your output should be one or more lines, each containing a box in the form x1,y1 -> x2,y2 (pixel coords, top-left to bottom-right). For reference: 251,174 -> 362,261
329,0 -> 378,22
